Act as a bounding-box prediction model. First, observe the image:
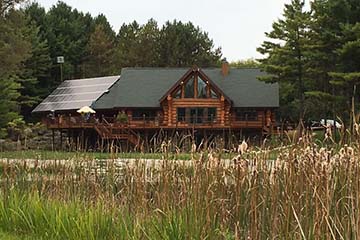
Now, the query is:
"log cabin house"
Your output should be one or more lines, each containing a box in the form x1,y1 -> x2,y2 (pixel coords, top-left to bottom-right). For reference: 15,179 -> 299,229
33,62 -> 279,150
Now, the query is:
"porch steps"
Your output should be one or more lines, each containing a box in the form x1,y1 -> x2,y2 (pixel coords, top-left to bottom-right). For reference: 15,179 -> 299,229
94,124 -> 140,146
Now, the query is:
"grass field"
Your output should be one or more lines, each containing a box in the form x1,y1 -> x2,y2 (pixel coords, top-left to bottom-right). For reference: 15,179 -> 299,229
0,137 -> 359,239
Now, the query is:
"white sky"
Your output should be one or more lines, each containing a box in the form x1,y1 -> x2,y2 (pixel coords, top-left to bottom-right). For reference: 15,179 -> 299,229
32,0 -> 291,61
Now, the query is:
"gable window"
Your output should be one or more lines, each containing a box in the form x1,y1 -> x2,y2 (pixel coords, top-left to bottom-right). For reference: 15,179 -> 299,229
210,89 -> 218,99
184,77 -> 195,98
173,88 -> 181,99
197,77 -> 207,98
235,109 -> 258,121
169,72 -> 222,100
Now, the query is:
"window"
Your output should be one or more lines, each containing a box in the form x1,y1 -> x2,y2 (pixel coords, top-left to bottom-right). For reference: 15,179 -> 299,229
173,74 -> 221,99
235,109 -> 258,121
210,89 -> 218,99
173,88 -> 181,99
197,77 -> 207,98
177,107 -> 216,124
207,108 -> 216,122
184,77 -> 195,98
177,108 -> 186,122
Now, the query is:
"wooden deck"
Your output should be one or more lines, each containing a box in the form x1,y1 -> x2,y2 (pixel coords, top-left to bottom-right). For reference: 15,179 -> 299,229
43,114 -> 273,146
45,115 -> 266,131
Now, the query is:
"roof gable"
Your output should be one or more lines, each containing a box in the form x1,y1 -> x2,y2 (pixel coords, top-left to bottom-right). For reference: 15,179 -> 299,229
158,66 -> 232,103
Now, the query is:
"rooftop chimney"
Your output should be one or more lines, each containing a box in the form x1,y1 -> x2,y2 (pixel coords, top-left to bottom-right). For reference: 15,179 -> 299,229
221,58 -> 229,76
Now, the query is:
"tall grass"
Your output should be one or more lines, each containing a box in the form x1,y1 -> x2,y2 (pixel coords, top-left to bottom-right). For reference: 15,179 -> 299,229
0,138 -> 359,239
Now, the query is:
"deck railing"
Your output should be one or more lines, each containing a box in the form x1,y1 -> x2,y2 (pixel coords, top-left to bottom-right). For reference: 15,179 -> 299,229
44,114 -> 266,129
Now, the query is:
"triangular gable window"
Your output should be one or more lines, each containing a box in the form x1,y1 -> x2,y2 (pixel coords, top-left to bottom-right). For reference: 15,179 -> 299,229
184,76 -> 195,98
210,89 -> 218,99
174,88 -> 181,99
197,76 -> 207,98
172,73 -> 220,99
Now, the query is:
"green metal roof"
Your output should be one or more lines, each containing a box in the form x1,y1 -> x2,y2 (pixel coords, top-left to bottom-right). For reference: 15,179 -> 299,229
92,68 -> 279,109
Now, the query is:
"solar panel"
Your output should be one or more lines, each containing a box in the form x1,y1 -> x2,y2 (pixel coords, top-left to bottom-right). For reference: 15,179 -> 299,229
32,75 -> 119,113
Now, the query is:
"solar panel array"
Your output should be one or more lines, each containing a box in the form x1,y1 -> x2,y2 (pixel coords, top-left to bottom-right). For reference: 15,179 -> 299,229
32,75 -> 119,113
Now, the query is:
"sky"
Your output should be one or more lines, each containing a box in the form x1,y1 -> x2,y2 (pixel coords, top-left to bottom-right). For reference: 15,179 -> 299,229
32,0 -> 291,62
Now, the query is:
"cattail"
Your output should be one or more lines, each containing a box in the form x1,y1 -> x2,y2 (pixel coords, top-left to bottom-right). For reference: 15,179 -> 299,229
191,142 -> 197,153
238,140 -> 248,154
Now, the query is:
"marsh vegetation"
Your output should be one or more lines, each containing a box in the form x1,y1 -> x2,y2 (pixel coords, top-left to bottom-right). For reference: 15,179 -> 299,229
0,133 -> 359,239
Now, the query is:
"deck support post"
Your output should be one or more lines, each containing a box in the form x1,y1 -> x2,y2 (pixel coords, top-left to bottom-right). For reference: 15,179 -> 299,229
81,129 -> 84,151
204,129 -> 207,149
52,129 -> 55,151
60,130 -> 63,150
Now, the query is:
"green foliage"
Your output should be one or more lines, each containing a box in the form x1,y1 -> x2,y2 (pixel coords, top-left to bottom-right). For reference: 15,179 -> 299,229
0,2 -> 30,136
257,0 -> 360,123
257,0 -> 310,121
158,20 -> 222,67
44,1 -> 94,80
82,24 -> 116,77
1,142 -> 360,238
229,59 -> 259,68
19,19 -> 52,119
115,111 -> 128,123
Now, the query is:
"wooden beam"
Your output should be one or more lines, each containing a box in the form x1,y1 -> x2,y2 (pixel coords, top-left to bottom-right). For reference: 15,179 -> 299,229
167,95 -> 172,126
220,95 -> 225,125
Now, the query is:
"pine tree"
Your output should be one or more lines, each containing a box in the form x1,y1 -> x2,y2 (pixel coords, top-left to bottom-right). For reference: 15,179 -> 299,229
257,0 -> 310,121
136,19 -> 160,67
0,2 -> 30,136
115,21 -> 141,67
83,24 -> 116,77
304,0 -> 353,120
330,22 -> 360,126
159,20 -> 221,67
19,20 -> 52,119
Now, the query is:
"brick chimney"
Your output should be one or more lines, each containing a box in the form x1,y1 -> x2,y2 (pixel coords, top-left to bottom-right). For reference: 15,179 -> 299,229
221,58 -> 229,76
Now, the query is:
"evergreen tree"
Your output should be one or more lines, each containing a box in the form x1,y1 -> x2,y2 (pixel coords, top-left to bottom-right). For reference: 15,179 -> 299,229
94,14 -> 116,41
83,24 -> 116,77
136,19 -> 160,67
45,1 -> 94,80
257,0 -> 310,121
329,22 -> 360,125
19,20 -> 52,119
0,1 -> 30,135
115,21 -> 141,67
305,0 -> 353,120
159,20 -> 221,67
